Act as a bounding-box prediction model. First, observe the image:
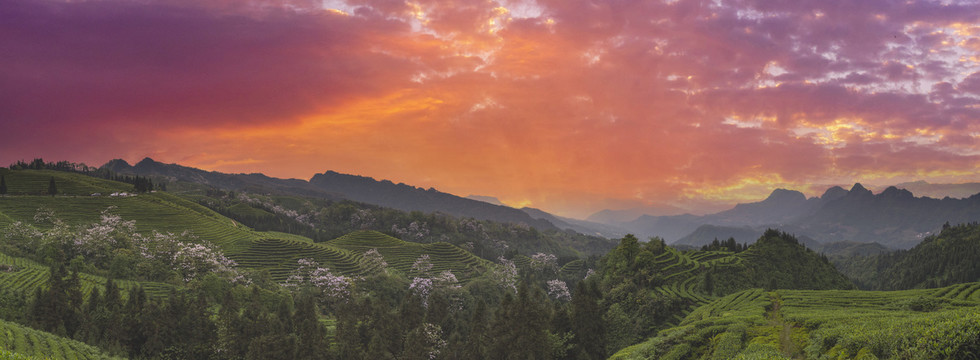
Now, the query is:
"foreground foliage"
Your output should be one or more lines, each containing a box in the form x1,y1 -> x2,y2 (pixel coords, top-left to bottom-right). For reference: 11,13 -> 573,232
612,285 -> 980,359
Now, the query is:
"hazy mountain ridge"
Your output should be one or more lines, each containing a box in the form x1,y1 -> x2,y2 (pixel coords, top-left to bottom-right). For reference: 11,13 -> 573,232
308,170 -> 557,230
887,180 -> 980,199
598,183 -> 980,249
104,158 -> 345,200
520,207 -> 626,238
105,158 -> 560,231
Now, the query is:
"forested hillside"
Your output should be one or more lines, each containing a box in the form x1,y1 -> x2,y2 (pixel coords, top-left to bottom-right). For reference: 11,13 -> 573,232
834,222 -> 980,290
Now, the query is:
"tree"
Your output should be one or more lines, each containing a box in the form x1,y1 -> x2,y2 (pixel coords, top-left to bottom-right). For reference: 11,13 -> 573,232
47,177 -> 57,196
572,280 -> 605,359
0,175 -> 7,195
620,234 -> 640,267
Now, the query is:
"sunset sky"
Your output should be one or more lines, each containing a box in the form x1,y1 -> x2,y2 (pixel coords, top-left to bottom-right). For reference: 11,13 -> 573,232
2,0 -> 980,218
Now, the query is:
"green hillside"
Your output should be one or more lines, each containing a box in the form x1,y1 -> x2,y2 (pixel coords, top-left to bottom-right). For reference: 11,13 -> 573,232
0,169 -> 130,197
0,252 -> 172,301
0,318 -> 119,360
834,222 -> 980,290
597,231 -> 854,354
0,170 -> 494,291
611,283 -> 980,359
0,170 -> 261,254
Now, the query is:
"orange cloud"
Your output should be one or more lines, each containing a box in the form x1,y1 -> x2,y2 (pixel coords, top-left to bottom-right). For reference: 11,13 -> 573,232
2,0 -> 980,218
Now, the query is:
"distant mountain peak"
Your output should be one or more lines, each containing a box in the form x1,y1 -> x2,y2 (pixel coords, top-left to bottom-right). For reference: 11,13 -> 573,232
764,188 -> 806,203
849,183 -> 873,196
103,158 -> 131,169
880,186 -> 914,199
820,186 -> 848,200
136,157 -> 158,166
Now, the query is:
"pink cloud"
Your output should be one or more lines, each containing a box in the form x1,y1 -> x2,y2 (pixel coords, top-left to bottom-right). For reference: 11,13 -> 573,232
2,0 -> 979,215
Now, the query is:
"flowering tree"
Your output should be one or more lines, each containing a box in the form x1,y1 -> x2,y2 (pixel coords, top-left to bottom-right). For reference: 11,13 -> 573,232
411,254 -> 433,276
72,208 -> 137,266
547,279 -> 571,301
349,209 -> 375,229
409,277 -> 434,307
488,257 -> 518,292
133,230 -> 244,284
530,252 -> 558,273
361,248 -> 387,274
283,258 -> 353,304
432,270 -> 460,289
3,207 -> 246,284
392,221 -> 430,242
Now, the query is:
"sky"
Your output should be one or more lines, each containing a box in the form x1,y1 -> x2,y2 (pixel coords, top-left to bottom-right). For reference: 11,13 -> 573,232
2,0 -> 980,218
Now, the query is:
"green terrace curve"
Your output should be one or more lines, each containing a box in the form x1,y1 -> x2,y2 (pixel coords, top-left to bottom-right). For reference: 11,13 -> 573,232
611,283 -> 980,359
0,318 -> 119,360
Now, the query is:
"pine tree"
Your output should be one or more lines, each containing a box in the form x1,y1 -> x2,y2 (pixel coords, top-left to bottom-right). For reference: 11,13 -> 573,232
294,294 -> 329,360
80,286 -> 103,344
0,175 -> 7,195
463,299 -> 489,359
572,280 -> 605,359
47,177 -> 57,196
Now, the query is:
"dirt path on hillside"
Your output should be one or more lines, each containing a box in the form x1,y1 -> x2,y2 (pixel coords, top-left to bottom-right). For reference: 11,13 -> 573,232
767,292 -> 803,359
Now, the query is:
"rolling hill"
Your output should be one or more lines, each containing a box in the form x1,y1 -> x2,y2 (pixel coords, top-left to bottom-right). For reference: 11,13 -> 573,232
0,169 -> 498,293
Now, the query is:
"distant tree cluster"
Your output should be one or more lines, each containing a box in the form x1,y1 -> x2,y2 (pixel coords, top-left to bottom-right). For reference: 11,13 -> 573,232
8,158 -> 95,172
7,158 -> 166,194
700,237 -> 748,252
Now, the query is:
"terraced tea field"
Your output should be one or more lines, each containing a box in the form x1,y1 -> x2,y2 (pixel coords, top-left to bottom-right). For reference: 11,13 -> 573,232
0,253 -> 172,300
1,171 -> 497,285
0,173 -> 261,254
327,231 -> 492,281
612,283 -> 980,359
231,230 -> 494,282
0,319 -> 117,360
0,169 -> 130,197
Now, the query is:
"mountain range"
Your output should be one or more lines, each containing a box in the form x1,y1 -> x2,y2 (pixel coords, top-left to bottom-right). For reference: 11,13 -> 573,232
105,158 -> 980,250
105,158 -> 557,230
604,183 -> 980,249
